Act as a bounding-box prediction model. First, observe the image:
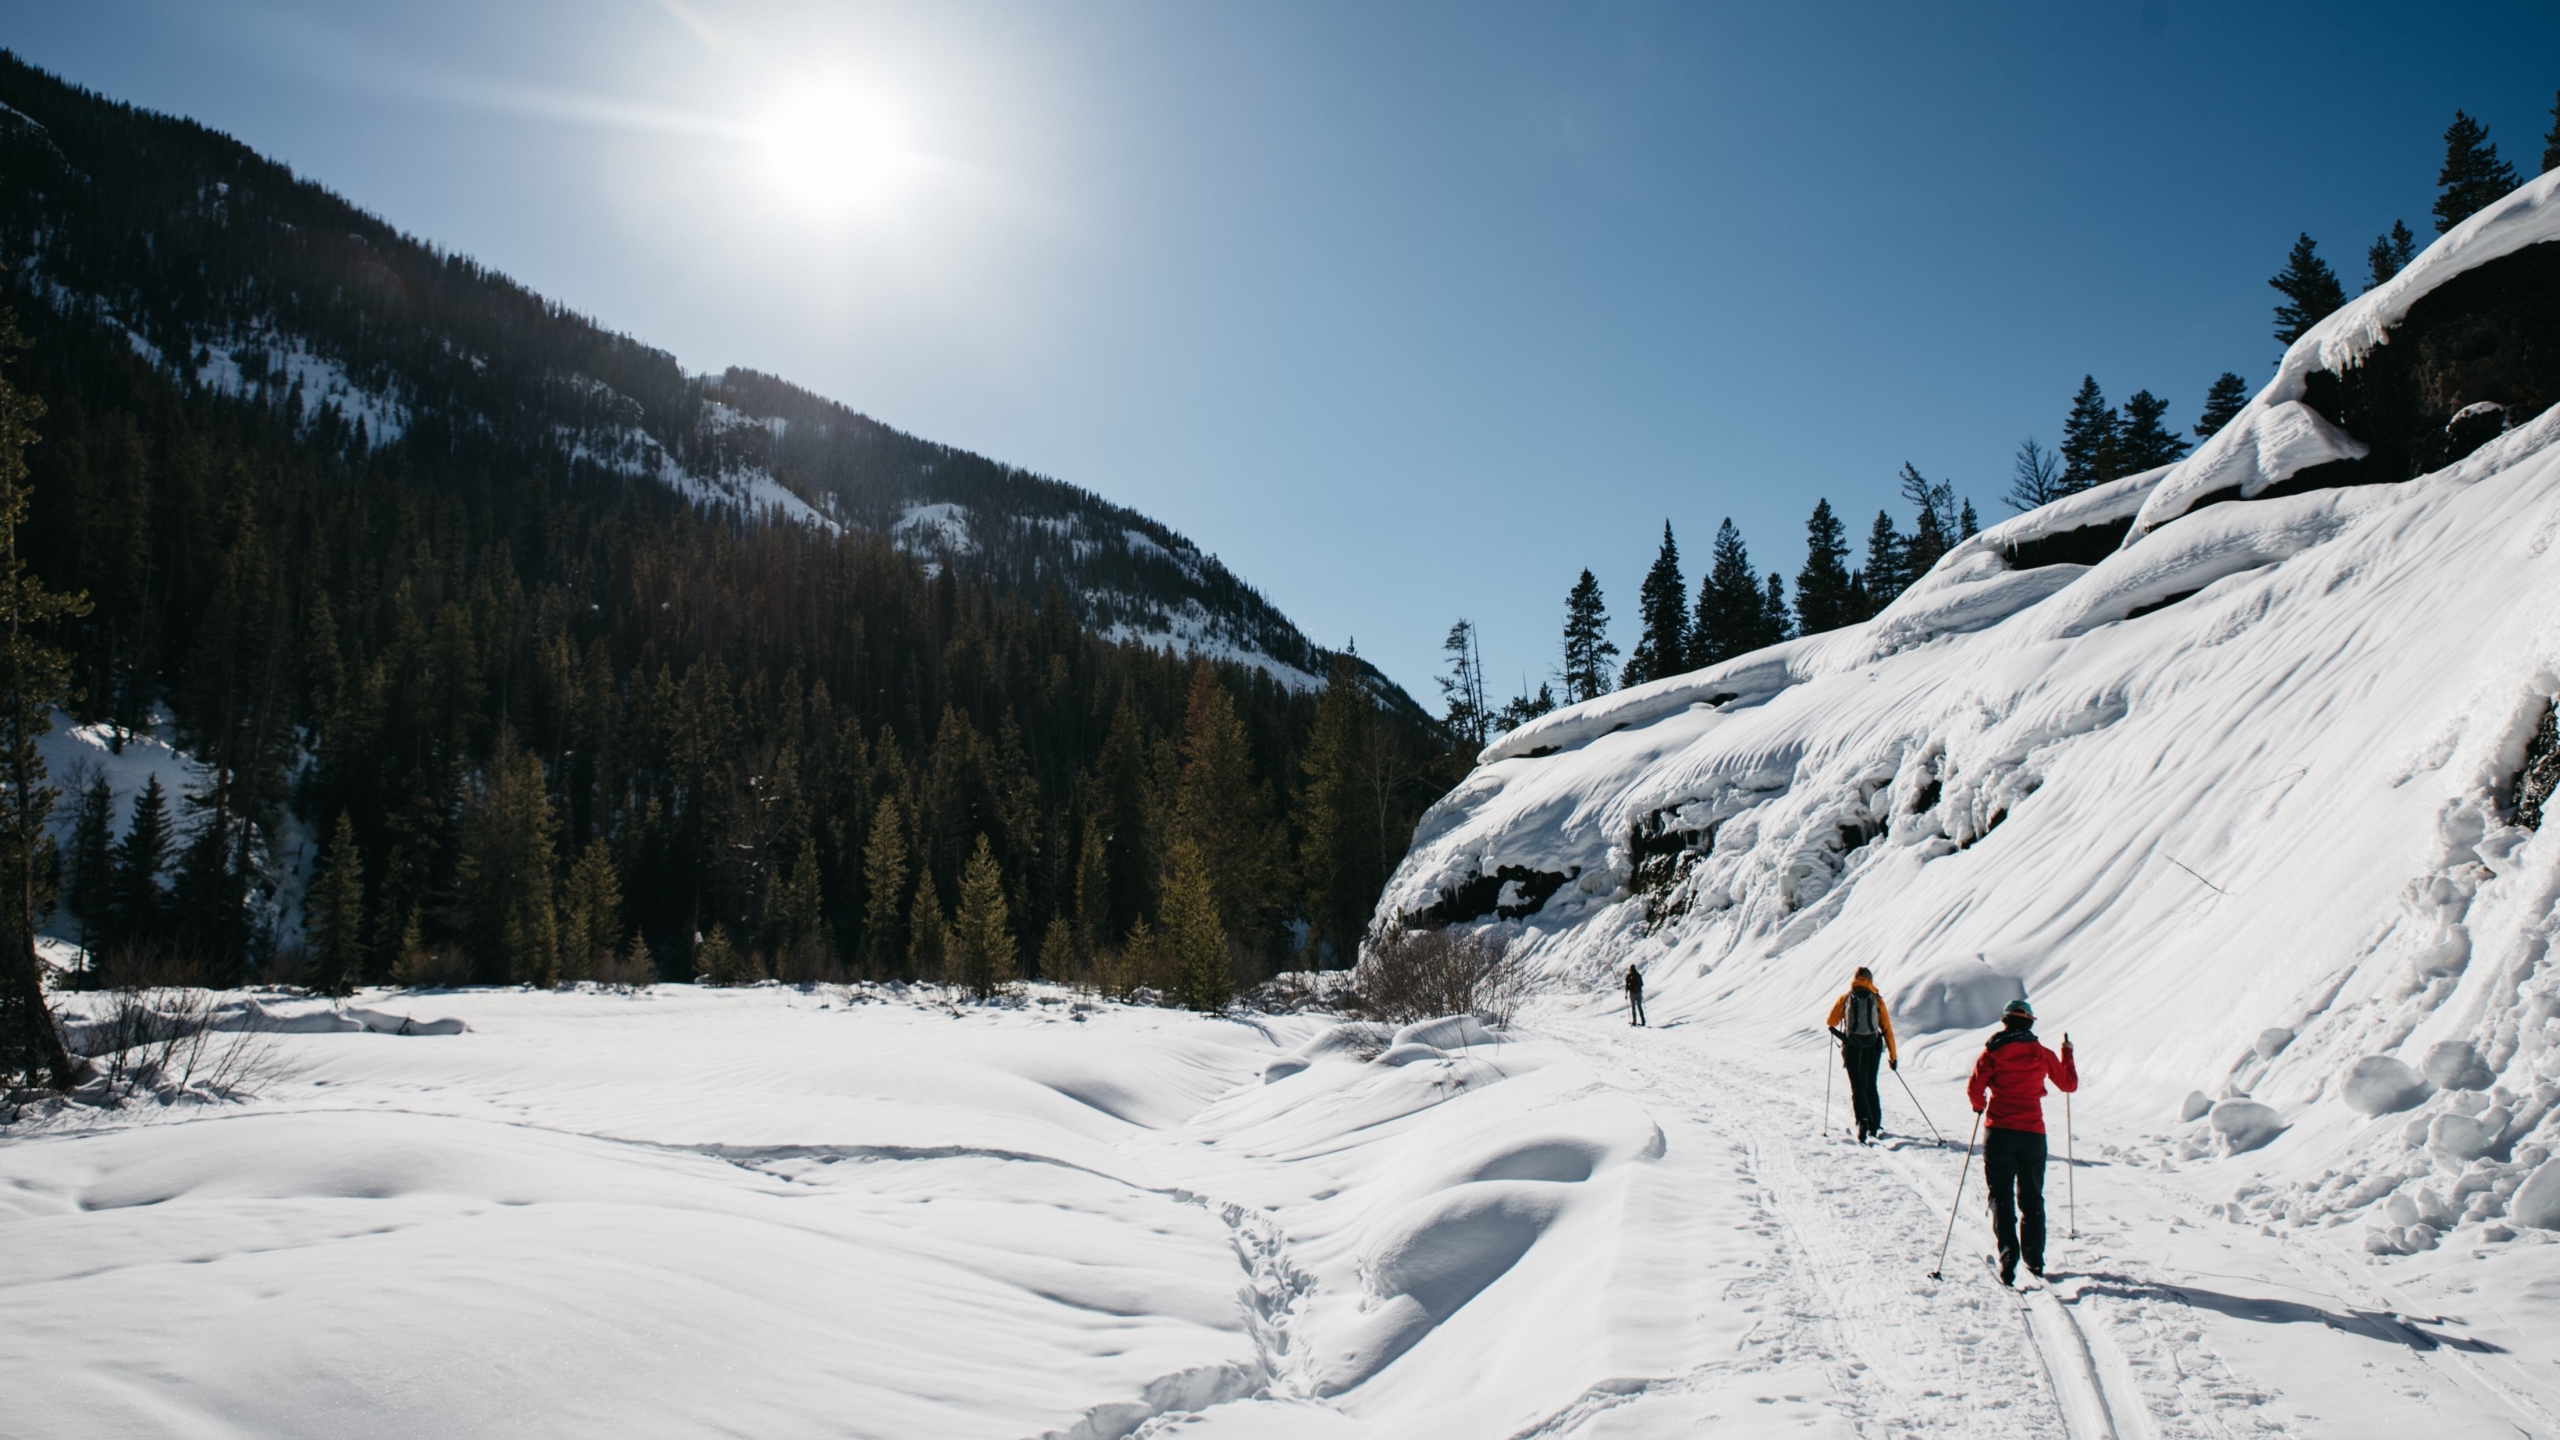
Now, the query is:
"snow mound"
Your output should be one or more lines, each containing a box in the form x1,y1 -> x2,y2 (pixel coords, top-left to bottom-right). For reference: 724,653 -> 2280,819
2343,1055 -> 2430,1115
1391,1014 -> 1498,1050
2211,1099 -> 2285,1154
2511,1158 -> 2560,1230
1892,956 -> 2027,1035
1318,1183 -> 1565,1394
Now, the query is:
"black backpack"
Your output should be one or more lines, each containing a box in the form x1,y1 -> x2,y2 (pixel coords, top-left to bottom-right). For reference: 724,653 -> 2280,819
1845,987 -> 1881,1038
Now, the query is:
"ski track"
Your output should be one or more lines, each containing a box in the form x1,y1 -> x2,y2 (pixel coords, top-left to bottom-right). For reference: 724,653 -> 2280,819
1558,1016 -> 2304,1440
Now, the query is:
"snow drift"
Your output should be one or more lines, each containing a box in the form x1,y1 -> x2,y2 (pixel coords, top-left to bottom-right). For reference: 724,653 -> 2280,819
1385,169 -> 2560,1256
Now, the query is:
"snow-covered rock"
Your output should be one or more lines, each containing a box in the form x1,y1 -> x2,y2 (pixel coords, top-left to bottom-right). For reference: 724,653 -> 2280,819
1892,956 -> 2027,1035
1391,1015 -> 1499,1051
2344,1056 -> 2432,1115
2424,1039 -> 2493,1091
1379,175 -> 2560,1222
2512,1158 -> 2560,1230
2212,1099 -> 2285,1154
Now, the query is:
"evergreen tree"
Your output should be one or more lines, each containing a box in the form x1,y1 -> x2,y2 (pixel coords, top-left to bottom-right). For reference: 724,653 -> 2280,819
2115,390 -> 2190,472
2006,437 -> 2061,513
1959,499 -> 1978,539
1558,570 -> 1617,704
1298,654 -> 1381,964
1494,683 -> 1556,734
2195,373 -> 2250,438
108,775 -> 172,952
1070,812 -> 1108,965
1692,519 -> 1768,667
305,812 -> 364,996
2365,220 -> 2418,291
453,741 -> 560,986
2435,110 -> 2519,234
767,850 -> 825,974
2545,87 -> 2560,174
2059,377 -> 2120,492
1793,500 -> 1854,635
1095,702 -> 1156,941
906,865 -> 949,980
1860,510 -> 1905,612
1171,664 -> 1276,954
1762,574 -> 1792,645
860,797 -> 909,978
949,833 -> 1016,999
1621,522 -> 1691,687
1038,916 -> 1077,982
2269,233 -> 2346,346
1436,620 -> 1489,750
559,838 -> 623,981
64,773 -> 111,959
1160,835 -> 1229,1013
0,308 -> 86,1087
696,923 -> 741,986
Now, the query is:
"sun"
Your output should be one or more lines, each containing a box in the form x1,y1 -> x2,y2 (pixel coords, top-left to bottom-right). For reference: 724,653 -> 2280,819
753,85 -> 914,218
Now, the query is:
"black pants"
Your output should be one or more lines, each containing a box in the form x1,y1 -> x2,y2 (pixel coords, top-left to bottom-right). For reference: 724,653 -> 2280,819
1627,989 -> 1645,1025
1842,1037 -> 1883,1135
1984,1127 -> 2048,1271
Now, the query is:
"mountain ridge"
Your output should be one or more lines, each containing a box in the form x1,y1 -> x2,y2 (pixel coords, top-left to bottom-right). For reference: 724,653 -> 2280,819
0,50 -> 1398,709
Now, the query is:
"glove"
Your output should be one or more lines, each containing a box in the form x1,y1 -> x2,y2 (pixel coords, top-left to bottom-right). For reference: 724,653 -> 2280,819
1889,1057 -> 1898,1071
1828,1027 -> 1845,1042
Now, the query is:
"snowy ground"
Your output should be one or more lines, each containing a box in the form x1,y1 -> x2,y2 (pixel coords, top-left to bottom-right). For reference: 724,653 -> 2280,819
8,983 -> 2555,1438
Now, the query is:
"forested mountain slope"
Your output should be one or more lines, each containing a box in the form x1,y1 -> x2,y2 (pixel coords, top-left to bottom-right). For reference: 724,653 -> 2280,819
0,53 -> 1449,988
0,53 -> 1362,697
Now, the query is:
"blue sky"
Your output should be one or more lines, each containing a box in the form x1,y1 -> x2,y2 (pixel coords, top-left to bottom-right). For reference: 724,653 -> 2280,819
5,2 -> 2557,703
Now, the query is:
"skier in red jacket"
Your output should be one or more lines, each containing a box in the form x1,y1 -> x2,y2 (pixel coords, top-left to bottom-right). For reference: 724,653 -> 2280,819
1966,997 -> 2076,1285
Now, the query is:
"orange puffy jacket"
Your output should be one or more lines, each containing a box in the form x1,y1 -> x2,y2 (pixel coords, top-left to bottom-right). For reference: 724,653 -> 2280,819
1824,978 -> 1897,1064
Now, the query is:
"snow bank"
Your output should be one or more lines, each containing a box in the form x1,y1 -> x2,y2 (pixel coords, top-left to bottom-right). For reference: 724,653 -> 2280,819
1378,175 -> 2560,1275
0,985 -> 1680,1437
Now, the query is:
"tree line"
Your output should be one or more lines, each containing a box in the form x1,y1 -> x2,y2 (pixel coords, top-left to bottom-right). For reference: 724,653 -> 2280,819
0,277 -> 1458,1092
1429,92 -> 2560,748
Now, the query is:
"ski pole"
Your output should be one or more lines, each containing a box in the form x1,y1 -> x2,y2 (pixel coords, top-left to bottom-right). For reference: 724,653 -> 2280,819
2065,1033 -> 2076,1241
1927,1108 -> 1983,1280
1892,1063 -> 1944,1146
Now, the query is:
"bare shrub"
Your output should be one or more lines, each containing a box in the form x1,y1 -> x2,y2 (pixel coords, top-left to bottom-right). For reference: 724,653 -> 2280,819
66,983 -> 284,1102
1355,925 -> 1534,1027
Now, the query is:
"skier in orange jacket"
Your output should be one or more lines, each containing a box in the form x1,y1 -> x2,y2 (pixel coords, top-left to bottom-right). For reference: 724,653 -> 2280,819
1824,967 -> 1898,1144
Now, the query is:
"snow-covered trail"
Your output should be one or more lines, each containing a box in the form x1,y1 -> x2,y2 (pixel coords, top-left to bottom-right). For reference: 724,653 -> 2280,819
1536,1002 -> 2559,1439
10,984 -> 2559,1438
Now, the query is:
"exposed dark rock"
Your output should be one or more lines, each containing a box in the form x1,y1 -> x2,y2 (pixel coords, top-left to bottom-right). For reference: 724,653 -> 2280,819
2124,589 -> 2203,621
1411,864 -> 1575,927
2297,239 -> 2560,485
2446,401 -> 2509,463
1630,811 -> 1718,923
1999,515 -> 2136,570
2515,700 -> 2560,829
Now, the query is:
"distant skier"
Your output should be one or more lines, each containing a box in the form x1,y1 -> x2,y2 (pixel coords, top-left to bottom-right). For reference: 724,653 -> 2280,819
1967,998 -> 2078,1286
1625,964 -> 1646,1026
1824,967 -> 1897,1143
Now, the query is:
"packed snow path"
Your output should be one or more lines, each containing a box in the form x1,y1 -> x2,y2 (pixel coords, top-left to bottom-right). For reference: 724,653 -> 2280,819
1542,1002 -> 2560,1440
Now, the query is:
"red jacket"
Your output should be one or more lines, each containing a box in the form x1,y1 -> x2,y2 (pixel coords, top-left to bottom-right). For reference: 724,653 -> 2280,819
1967,1030 -> 2077,1134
